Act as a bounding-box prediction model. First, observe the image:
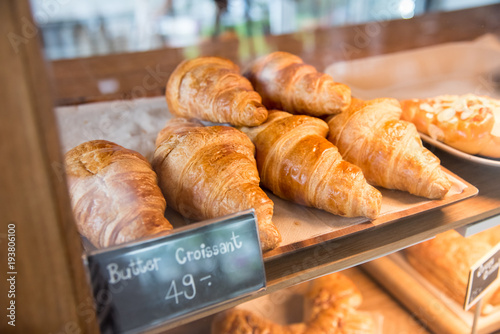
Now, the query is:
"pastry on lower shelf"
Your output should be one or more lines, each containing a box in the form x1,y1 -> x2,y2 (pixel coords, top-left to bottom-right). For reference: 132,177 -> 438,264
304,272 -> 362,318
166,56 -> 268,126
152,117 -> 281,252
211,272 -> 376,334
327,98 -> 452,199
244,51 -> 351,117
400,94 -> 500,158
240,110 -> 382,219
64,140 -> 173,248
404,226 -> 500,314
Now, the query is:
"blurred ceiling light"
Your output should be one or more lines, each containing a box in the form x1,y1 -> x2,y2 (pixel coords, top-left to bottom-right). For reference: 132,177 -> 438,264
399,0 -> 415,19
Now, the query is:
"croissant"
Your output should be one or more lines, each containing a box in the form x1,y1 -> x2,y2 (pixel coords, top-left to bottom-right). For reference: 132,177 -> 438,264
244,51 -> 351,116
166,56 -> 268,126
304,272 -> 362,320
240,110 -> 381,219
211,272 -> 376,334
400,94 -> 500,158
327,98 -> 452,199
64,140 -> 172,248
152,117 -> 281,251
404,225 -> 500,314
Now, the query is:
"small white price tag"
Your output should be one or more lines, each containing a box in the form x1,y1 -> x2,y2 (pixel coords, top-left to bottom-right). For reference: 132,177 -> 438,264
85,209 -> 266,334
464,242 -> 500,310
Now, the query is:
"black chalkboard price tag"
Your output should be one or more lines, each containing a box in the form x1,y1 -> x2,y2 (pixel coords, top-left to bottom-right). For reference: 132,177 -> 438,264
84,209 -> 266,334
464,242 -> 500,310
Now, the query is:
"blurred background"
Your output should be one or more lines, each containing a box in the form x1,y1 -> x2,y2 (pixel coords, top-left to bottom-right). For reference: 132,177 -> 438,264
30,0 -> 500,60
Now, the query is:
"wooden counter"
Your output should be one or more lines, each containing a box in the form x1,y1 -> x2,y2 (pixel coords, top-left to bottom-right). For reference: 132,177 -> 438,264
49,4 -> 500,106
2,2 -> 500,333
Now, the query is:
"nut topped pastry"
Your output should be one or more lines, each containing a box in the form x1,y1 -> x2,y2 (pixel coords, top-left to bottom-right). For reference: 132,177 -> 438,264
400,94 -> 500,158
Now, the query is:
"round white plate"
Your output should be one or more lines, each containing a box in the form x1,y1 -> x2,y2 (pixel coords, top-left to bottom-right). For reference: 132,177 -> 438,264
419,133 -> 500,167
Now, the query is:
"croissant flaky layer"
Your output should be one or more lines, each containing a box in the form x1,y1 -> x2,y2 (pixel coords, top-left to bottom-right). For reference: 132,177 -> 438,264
327,98 -> 452,199
400,94 -> 500,158
166,56 -> 268,126
65,140 -> 172,248
152,117 -> 281,251
244,51 -> 351,116
211,272 -> 376,334
240,111 -> 381,219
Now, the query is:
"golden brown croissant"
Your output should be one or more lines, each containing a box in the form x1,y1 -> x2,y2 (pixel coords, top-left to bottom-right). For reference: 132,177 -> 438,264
468,224 -> 500,248
211,272 -> 376,334
240,110 -> 381,219
64,140 -> 172,248
211,309 -> 306,334
488,284 -> 500,311
304,308 -> 376,334
467,226 -> 500,313
327,98 -> 452,199
404,226 -> 500,313
244,51 -> 351,116
304,272 -> 362,320
152,117 -> 281,251
400,94 -> 500,158
166,56 -> 268,126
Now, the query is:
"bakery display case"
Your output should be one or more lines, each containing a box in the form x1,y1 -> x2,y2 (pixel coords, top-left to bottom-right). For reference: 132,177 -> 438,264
2,1 -> 500,333
167,266 -> 433,334
363,225 -> 500,334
